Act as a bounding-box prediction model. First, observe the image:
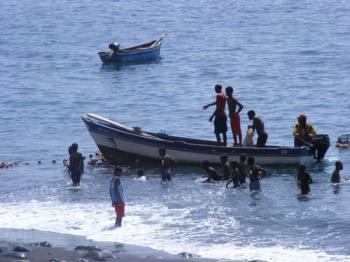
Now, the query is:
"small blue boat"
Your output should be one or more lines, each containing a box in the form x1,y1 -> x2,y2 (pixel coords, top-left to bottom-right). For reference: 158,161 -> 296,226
98,34 -> 166,63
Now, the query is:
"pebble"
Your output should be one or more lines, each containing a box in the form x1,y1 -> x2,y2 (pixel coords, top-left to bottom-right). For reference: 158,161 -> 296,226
75,245 -> 101,252
13,245 -> 31,252
3,251 -> 27,259
83,250 -> 106,261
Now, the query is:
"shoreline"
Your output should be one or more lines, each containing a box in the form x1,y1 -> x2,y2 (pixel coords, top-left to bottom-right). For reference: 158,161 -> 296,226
0,228 -> 232,262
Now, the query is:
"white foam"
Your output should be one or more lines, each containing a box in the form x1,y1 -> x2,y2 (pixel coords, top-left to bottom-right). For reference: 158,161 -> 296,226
0,201 -> 348,262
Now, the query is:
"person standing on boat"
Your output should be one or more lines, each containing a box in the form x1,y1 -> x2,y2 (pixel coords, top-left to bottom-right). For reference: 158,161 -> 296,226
203,84 -> 228,146
225,86 -> 244,146
293,114 -> 317,147
68,143 -> 84,186
247,156 -> 266,191
247,110 -> 268,147
159,147 -> 176,182
297,165 -> 313,195
110,166 -> 125,227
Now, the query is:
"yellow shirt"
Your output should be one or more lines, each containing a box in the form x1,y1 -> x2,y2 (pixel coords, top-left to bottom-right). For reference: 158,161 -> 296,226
293,123 -> 316,140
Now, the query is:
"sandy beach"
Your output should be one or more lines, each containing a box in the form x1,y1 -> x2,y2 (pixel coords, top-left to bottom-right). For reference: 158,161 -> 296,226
0,228 -> 231,262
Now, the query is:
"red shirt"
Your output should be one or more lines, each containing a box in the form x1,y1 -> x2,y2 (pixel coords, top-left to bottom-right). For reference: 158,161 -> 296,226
216,93 -> 226,116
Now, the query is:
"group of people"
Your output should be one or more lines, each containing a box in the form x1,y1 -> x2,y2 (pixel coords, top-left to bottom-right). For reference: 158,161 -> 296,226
203,84 -> 321,149
202,154 -> 267,191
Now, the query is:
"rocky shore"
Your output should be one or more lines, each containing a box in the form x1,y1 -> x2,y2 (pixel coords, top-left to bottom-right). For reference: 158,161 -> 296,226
0,229 -> 227,262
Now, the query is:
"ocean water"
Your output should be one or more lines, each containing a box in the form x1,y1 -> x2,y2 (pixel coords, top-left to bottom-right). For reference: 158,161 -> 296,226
1,0 -> 350,261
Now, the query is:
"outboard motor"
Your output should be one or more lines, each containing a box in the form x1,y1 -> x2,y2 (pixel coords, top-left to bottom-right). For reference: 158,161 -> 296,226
108,42 -> 120,51
311,134 -> 330,161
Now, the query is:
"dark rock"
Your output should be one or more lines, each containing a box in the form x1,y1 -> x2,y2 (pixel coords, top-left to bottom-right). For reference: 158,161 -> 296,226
31,241 -> 52,248
13,245 -> 31,252
0,247 -> 6,253
48,259 -> 60,262
78,259 -> 89,262
3,251 -> 27,259
83,250 -> 106,261
178,252 -> 194,258
75,245 -> 101,252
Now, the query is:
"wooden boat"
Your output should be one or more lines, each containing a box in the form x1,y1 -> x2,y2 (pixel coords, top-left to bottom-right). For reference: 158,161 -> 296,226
82,113 -> 330,165
98,34 -> 166,63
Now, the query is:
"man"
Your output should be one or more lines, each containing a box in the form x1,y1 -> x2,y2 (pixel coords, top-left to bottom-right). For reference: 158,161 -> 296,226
68,143 -> 84,186
159,147 -> 176,182
203,84 -> 228,146
331,161 -> 343,183
297,165 -> 313,195
202,160 -> 222,182
220,154 -> 231,180
110,166 -> 125,227
247,156 -> 267,191
225,86 -> 243,146
247,110 -> 268,147
293,114 -> 317,147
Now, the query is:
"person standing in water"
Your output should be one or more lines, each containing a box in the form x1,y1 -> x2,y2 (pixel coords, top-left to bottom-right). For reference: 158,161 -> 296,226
68,143 -> 84,186
159,147 -> 176,182
110,166 -> 125,227
238,154 -> 248,185
297,165 -> 313,195
247,156 -> 267,191
331,161 -> 343,183
225,86 -> 244,146
203,84 -> 228,146
226,161 -> 240,188
220,154 -> 231,180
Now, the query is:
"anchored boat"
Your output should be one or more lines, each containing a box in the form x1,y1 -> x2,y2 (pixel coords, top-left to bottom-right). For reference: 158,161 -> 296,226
82,114 -> 330,165
98,34 -> 166,63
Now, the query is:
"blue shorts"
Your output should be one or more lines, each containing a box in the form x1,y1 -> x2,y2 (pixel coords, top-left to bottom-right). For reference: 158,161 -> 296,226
161,171 -> 172,181
214,114 -> 227,134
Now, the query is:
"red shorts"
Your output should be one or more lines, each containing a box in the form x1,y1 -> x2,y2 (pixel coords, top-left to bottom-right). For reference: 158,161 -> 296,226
230,114 -> 242,135
114,204 -> 125,217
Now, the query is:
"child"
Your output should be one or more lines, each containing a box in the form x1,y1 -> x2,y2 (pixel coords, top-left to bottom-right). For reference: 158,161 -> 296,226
238,154 -> 247,184
220,154 -> 231,180
247,156 -> 267,191
159,147 -> 176,181
226,161 -> 240,188
331,161 -> 343,183
135,169 -> 148,181
202,160 -> 222,182
110,166 -> 125,227
297,165 -> 313,195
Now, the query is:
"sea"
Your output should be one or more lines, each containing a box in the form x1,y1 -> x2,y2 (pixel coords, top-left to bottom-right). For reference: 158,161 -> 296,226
1,0 -> 350,261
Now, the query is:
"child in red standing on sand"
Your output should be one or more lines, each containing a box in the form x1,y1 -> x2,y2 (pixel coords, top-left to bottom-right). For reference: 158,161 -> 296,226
225,86 -> 244,146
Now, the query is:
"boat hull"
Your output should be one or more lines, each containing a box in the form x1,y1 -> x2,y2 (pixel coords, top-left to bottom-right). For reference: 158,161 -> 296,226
82,114 -> 316,166
98,45 -> 161,63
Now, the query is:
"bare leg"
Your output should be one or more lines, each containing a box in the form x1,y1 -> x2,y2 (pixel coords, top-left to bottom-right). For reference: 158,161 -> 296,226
115,217 -> 122,227
238,133 -> 242,146
215,132 -> 221,145
223,132 -> 227,146
233,134 -> 238,145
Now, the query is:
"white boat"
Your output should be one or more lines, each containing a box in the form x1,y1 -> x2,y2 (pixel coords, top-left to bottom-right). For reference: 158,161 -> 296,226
82,113 -> 329,166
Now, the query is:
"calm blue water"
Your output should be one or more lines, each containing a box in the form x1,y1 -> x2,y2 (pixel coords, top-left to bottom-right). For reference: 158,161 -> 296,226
1,0 -> 350,261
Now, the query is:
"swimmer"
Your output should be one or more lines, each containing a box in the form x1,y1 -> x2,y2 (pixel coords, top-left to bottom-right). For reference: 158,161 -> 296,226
68,143 -> 84,186
202,160 -> 222,182
297,165 -> 313,195
226,161 -> 240,188
331,161 -> 343,183
135,169 -> 148,181
247,156 -> 267,191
